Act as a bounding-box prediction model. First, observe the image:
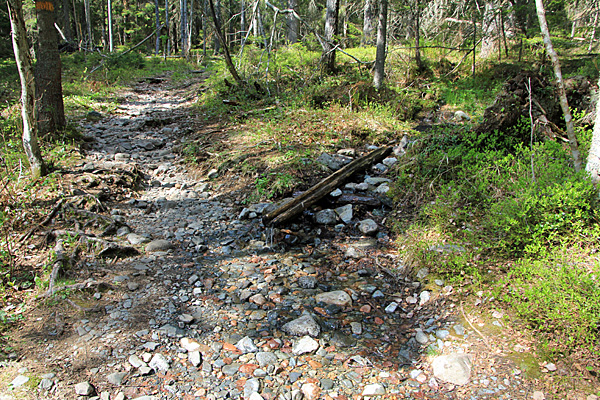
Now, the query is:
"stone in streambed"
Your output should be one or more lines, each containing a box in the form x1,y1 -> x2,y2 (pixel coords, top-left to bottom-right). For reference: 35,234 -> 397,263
145,239 -> 173,252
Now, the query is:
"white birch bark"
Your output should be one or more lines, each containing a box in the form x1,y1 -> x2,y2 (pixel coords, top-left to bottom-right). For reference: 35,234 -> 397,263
535,0 -> 583,172
585,80 -> 600,184
7,0 -> 46,179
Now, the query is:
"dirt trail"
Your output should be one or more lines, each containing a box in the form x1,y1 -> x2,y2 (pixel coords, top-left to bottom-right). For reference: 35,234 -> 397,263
0,74 -> 568,400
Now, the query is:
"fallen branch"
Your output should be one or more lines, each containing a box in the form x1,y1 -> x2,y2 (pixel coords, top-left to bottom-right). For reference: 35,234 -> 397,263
45,241 -> 67,297
263,146 -> 392,225
20,198 -> 64,242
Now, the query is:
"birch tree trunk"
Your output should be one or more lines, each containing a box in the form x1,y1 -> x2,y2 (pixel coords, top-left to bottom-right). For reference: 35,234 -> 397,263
535,0 -> 583,171
108,0 -> 113,51
155,0 -> 160,54
166,0 -> 170,55
7,0 -> 46,179
84,0 -> 92,48
35,0 -> 66,135
414,0 -> 423,71
322,0 -> 340,74
286,0 -> 298,43
588,9 -> 598,53
585,79 -> 600,184
373,0 -> 387,89
362,0 -> 376,45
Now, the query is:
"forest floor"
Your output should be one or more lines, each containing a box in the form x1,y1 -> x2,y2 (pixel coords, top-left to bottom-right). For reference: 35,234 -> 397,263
0,72 -> 597,400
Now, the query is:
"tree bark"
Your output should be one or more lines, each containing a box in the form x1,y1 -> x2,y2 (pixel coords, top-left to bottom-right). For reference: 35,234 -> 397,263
8,0 -> 46,179
34,0 -> 66,136
165,0 -> 170,55
535,0 -> 582,172
208,0 -> 243,83
588,9 -> 598,53
373,0 -> 387,89
286,0 -> 298,43
154,0 -> 160,54
414,0 -> 423,71
61,0 -> 73,42
362,0 -> 376,45
84,0 -> 92,48
585,78 -> 600,184
108,0 -> 113,51
322,0 -> 340,74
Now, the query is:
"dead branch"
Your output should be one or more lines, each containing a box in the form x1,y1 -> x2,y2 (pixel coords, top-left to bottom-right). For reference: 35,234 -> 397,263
45,241 -> 67,297
20,198 -> 65,242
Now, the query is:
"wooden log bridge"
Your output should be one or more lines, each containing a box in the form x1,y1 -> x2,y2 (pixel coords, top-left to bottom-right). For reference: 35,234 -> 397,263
263,146 -> 393,226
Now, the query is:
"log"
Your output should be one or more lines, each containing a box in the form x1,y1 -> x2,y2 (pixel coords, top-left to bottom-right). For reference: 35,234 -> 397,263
263,146 -> 392,225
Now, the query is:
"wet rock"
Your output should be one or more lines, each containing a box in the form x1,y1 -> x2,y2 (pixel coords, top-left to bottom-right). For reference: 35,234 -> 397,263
236,336 -> 258,353
335,204 -> 353,224
432,354 -> 472,385
315,290 -> 352,307
358,219 -> 378,235
330,331 -> 356,347
282,315 -> 321,337
298,276 -> 318,289
292,336 -> 319,355
145,239 -> 173,252
256,351 -> 278,367
315,209 -> 338,225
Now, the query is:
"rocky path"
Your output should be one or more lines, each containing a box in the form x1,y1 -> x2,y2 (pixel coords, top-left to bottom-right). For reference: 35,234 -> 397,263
4,77 -> 555,400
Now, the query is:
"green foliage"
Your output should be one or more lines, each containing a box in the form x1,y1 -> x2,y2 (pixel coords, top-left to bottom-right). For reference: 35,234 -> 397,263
393,115 -> 600,353
500,251 -> 600,352
249,171 -> 300,202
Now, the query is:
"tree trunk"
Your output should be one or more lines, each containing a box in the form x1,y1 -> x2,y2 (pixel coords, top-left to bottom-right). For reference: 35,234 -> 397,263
414,0 -> 423,71
8,0 -> 46,179
108,0 -> 113,51
322,0 -> 340,74
166,0 -> 170,55
585,77 -> 600,184
362,0 -> 375,46
208,0 -> 243,83
35,0 -> 66,136
61,0 -> 73,42
588,10 -> 598,53
535,0 -> 582,172
472,0 -> 477,76
180,0 -> 187,55
154,0 -> 160,54
286,0 -> 298,43
84,0 -> 92,48
372,0 -> 387,89
213,0 -> 221,53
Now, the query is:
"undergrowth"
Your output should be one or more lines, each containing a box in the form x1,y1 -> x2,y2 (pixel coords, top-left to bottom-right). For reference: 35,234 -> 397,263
392,114 -> 600,358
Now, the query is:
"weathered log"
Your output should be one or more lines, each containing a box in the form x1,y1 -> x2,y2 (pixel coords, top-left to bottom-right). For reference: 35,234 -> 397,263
263,146 -> 392,225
